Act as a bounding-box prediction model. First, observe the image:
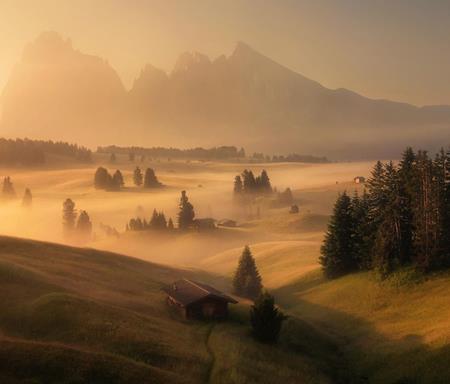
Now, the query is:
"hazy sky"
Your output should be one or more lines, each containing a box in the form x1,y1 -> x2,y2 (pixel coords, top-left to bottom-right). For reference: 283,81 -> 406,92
1,0 -> 450,106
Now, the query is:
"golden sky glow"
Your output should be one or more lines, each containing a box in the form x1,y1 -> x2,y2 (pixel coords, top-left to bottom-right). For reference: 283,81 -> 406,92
1,0 -> 450,106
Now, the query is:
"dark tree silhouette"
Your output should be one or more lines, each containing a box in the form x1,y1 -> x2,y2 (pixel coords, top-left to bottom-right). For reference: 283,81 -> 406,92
76,210 -> 92,239
2,177 -> 16,199
232,245 -> 263,299
319,192 -> 356,278
133,167 -> 143,187
250,291 -> 287,344
22,188 -> 32,207
177,190 -> 195,230
112,170 -> 124,189
234,175 -> 243,194
62,198 -> 77,234
143,168 -> 162,188
94,167 -> 110,189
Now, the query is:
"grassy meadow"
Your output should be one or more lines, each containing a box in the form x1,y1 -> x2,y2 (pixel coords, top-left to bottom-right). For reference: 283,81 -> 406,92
1,155 -> 449,383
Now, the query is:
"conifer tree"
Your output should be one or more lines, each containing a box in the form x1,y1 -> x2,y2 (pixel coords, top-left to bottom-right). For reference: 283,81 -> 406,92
2,176 -> 16,198
112,170 -> 124,189
234,175 -> 243,194
94,167 -> 110,189
177,190 -> 195,229
62,198 -> 77,234
144,168 -> 162,188
372,162 -> 402,275
319,192 -> 356,278
260,170 -> 272,193
76,210 -> 92,239
22,188 -> 32,207
168,218 -> 175,230
133,167 -> 143,187
250,291 -> 287,344
232,245 -> 263,299
351,190 -> 371,269
398,147 -> 417,263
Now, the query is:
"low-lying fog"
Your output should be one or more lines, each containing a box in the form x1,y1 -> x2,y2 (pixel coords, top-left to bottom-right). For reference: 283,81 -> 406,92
0,158 -> 372,285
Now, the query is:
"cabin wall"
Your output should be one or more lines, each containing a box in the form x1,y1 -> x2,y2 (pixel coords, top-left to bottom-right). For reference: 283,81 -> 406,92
186,298 -> 228,320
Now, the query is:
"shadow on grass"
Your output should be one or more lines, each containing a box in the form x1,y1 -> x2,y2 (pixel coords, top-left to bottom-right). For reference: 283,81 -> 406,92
273,274 -> 450,384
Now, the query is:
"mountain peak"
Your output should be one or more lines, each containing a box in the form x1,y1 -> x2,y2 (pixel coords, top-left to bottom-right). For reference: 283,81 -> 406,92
172,51 -> 211,74
23,31 -> 73,61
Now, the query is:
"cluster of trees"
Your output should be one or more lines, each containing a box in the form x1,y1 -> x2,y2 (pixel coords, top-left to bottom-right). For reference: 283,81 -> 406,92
127,210 -> 174,231
127,190 -> 195,232
320,147 -> 450,278
98,145 -> 246,161
2,176 -> 33,206
251,152 -> 329,164
94,167 -> 124,191
232,245 -> 286,343
94,167 -> 162,190
0,138 -> 92,166
234,170 -> 272,195
62,198 -> 92,241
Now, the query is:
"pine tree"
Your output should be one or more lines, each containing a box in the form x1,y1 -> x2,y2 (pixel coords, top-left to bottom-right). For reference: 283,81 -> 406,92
242,170 -> 256,193
144,168 -> 162,188
413,151 -> 435,269
62,198 -> 77,234
2,176 -> 16,198
168,218 -> 175,230
22,188 -> 32,207
112,170 -> 124,189
260,170 -> 272,193
94,167 -> 110,189
397,147 -> 418,265
250,291 -> 287,344
232,245 -> 263,299
351,190 -> 371,269
234,175 -> 243,194
76,210 -> 92,239
372,162 -> 402,275
133,167 -> 143,187
319,192 -> 356,278
177,190 -> 195,230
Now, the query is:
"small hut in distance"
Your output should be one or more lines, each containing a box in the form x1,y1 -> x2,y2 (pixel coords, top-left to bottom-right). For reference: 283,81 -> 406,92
163,279 -> 238,320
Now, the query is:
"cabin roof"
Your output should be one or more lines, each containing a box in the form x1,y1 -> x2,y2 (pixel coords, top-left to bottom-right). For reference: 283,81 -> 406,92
162,279 -> 238,306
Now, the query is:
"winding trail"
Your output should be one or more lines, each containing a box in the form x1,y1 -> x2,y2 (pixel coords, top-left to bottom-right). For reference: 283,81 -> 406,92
203,323 -> 216,384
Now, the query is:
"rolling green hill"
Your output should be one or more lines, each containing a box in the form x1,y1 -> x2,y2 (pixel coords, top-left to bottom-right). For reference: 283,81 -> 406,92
275,269 -> 450,384
0,236 -> 338,384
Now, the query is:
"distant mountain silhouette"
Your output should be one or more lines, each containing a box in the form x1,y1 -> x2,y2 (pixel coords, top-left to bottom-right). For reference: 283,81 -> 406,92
1,32 -> 127,144
2,33 -> 449,159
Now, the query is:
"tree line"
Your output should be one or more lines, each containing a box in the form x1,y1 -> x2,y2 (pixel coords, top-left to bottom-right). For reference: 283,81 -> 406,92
94,167 -> 162,190
127,190 -> 195,232
0,138 -> 92,166
98,145 -> 246,161
234,169 -> 272,195
320,147 -> 450,278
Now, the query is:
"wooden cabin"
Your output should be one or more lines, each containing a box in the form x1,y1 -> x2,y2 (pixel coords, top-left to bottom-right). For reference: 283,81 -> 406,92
163,279 -> 237,320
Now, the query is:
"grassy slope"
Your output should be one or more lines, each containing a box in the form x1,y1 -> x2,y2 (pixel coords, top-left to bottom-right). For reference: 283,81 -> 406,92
0,236 -> 335,384
275,270 -> 450,384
